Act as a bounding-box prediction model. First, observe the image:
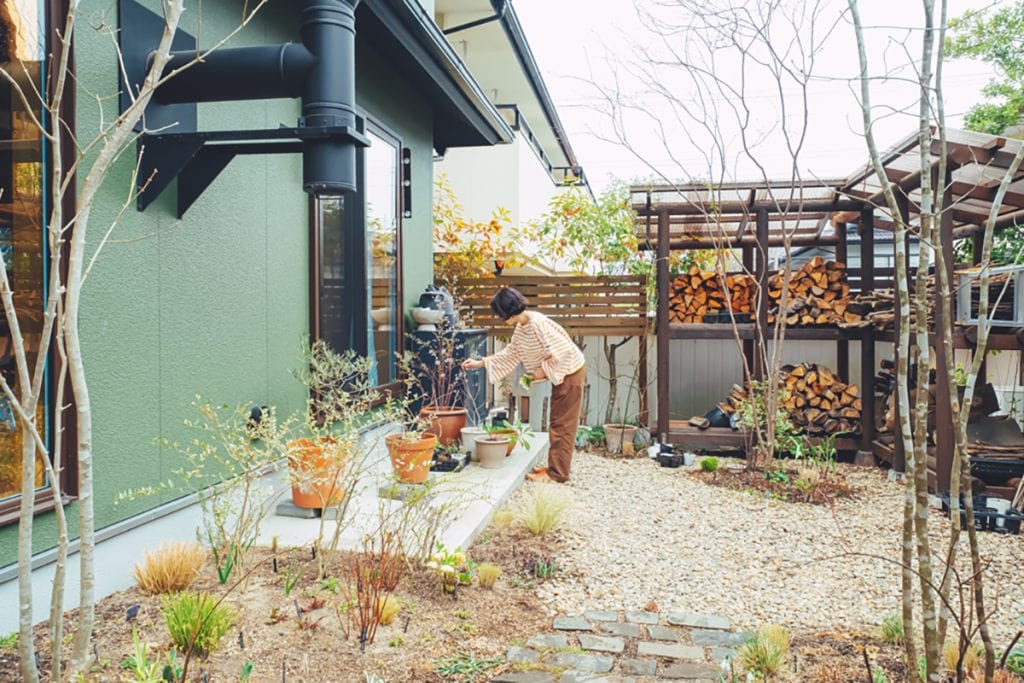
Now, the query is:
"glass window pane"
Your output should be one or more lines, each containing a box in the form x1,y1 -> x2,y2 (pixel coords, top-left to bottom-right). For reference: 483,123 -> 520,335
0,0 -> 47,501
365,130 -> 398,387
318,196 -> 348,353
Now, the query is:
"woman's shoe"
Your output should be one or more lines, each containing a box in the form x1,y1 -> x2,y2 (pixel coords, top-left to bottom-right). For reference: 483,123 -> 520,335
530,465 -> 547,474
526,470 -> 556,482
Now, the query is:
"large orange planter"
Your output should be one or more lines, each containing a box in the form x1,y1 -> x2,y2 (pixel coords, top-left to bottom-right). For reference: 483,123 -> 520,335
287,437 -> 349,509
419,406 -> 468,447
386,432 -> 438,484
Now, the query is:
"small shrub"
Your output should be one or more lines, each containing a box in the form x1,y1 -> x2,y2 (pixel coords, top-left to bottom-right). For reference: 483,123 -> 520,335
491,507 -> 515,532
134,541 -> 206,595
0,632 -> 16,652
737,624 -> 789,678
521,484 -> 569,535
161,592 -> 237,660
700,457 -> 719,473
388,635 -> 404,647
477,563 -> 502,589
879,614 -> 903,646
376,596 -> 400,626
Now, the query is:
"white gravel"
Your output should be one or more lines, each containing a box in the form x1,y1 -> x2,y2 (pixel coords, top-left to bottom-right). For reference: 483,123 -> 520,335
509,451 -> 1024,644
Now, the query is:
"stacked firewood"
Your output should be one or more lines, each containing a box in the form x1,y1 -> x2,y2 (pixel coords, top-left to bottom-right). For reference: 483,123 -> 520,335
767,257 -> 861,326
668,266 -> 756,323
714,363 -> 862,436
838,281 -> 936,330
782,363 -> 862,435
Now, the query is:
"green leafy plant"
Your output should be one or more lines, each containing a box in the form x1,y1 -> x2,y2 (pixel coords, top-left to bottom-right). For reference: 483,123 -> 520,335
119,627 -> 162,683
765,468 -> 790,485
239,662 -> 254,681
0,632 -> 17,652
428,543 -> 476,592
161,651 -> 183,683
161,592 -> 237,661
486,417 -> 534,452
879,614 -> 904,646
520,484 -> 569,535
283,555 -> 305,597
700,457 -> 719,473
432,654 -> 503,681
525,556 -> 558,581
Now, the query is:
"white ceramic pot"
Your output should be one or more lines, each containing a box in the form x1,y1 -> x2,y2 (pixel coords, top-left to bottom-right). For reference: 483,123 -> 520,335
476,437 -> 509,469
460,426 -> 488,461
411,307 -> 445,331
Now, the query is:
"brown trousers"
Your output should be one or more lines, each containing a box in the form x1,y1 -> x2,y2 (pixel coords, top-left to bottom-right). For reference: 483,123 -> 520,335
547,365 -> 585,482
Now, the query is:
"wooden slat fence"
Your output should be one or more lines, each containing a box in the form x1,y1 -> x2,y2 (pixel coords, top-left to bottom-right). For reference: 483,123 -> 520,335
454,275 -> 649,338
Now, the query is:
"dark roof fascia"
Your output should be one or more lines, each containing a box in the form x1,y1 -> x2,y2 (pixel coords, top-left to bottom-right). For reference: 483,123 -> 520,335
360,0 -> 514,151
491,0 -> 582,175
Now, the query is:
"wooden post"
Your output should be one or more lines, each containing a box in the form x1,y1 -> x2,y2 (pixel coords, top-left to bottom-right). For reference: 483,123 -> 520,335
933,177 -> 956,492
836,220 -> 850,383
754,208 -> 769,380
859,209 -> 877,454
657,210 -> 671,442
638,334 -> 649,428
742,245 -> 755,380
972,230 -> 987,385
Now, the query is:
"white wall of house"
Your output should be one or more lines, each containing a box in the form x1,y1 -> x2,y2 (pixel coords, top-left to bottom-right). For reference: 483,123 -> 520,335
437,132 -> 564,230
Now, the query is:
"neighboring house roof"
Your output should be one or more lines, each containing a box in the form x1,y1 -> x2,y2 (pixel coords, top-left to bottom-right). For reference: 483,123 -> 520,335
360,0 -> 515,152
434,0 -> 585,184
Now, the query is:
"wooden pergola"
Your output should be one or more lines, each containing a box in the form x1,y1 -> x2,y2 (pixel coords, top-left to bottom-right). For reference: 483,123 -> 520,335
635,128 -> 1024,491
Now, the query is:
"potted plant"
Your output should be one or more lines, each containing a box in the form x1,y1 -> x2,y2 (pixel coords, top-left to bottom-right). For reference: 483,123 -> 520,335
460,425 -> 488,461
403,325 -> 468,447
603,422 -> 638,454
476,433 -> 510,469
385,431 -> 438,484
287,436 -> 350,508
485,417 -> 533,456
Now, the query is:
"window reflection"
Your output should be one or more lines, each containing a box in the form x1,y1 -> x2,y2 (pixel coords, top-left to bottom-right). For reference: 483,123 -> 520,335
0,0 -> 48,500
365,129 -> 399,387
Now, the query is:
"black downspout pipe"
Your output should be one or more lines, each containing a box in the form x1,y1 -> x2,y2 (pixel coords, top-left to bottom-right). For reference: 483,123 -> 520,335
147,0 -> 363,195
442,0 -> 506,35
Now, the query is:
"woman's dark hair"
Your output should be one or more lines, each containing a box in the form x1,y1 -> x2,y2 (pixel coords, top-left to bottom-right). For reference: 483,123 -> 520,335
490,287 -> 528,321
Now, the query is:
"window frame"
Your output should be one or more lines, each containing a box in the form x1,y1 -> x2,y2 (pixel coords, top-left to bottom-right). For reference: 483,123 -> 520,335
310,113 -> 404,399
0,0 -> 78,527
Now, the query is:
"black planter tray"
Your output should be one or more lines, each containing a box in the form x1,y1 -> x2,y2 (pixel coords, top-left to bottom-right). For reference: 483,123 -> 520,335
941,493 -> 1023,535
658,453 -> 685,468
702,312 -> 752,324
431,451 -> 469,473
970,456 -> 1024,483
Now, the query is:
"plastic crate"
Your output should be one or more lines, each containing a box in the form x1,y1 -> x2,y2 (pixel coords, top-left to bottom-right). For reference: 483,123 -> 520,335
970,456 -> 1024,482
941,493 -> 1023,534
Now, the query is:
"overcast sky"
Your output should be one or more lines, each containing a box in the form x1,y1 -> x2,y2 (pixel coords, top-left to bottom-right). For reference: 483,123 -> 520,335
515,0 -> 1002,194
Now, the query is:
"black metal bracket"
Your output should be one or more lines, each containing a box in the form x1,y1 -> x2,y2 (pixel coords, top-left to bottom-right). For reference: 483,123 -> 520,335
136,126 -> 370,218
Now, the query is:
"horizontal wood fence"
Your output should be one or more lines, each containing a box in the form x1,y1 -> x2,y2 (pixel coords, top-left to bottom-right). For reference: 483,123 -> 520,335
454,275 -> 649,338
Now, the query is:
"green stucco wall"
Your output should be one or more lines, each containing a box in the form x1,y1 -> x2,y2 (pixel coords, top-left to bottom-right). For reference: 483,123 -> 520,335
0,1 -> 435,565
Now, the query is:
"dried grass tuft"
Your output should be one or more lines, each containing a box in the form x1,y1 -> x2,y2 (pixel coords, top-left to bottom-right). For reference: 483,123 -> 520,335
477,563 -> 502,589
376,596 -> 400,626
134,541 -> 206,594
520,484 -> 569,536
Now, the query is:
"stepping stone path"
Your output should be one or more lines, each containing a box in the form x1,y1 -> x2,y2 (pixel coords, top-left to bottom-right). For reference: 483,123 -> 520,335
491,610 -> 748,682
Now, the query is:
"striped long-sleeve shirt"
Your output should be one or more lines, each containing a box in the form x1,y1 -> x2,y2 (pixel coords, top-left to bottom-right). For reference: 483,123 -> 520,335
484,312 -> 585,386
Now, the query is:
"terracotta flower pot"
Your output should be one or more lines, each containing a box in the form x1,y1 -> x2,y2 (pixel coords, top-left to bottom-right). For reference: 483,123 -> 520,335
385,432 -> 438,484
487,428 -> 518,456
476,436 -> 510,469
604,424 -> 638,454
287,437 -> 349,509
419,406 -> 468,447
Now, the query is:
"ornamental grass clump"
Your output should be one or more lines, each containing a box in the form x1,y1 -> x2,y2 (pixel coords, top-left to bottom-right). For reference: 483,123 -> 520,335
737,624 -> 789,679
879,613 -> 903,646
477,563 -> 501,589
134,541 -> 206,595
161,592 -> 236,661
520,484 -> 569,536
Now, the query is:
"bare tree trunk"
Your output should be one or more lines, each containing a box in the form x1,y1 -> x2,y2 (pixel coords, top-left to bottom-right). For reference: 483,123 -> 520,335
603,337 -> 631,423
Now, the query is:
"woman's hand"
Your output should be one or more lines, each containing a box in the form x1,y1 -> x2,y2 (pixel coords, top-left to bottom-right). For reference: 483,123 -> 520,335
532,367 -> 547,382
462,358 -> 485,371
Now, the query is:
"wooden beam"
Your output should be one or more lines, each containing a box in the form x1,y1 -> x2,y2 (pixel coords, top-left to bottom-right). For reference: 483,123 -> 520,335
633,198 -> 865,216
860,208 -> 877,452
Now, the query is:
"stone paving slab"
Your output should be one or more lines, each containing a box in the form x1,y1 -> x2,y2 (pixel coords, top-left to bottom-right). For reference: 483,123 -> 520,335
666,612 -> 731,630
493,610 -> 744,682
578,634 -> 625,654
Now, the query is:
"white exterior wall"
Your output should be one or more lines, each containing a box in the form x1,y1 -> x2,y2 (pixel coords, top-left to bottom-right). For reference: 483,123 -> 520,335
436,132 -> 564,229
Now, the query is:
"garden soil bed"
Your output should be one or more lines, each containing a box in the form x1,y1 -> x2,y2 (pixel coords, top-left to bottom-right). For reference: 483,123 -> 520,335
689,462 -> 856,505
0,526 -> 561,683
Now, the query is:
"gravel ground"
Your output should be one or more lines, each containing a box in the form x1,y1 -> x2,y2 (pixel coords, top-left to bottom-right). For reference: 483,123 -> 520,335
510,451 -> 1024,645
